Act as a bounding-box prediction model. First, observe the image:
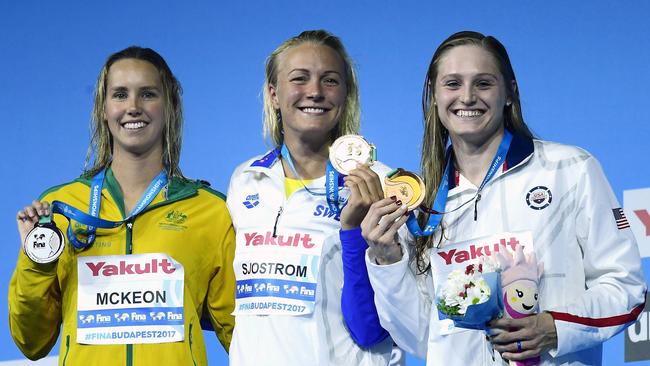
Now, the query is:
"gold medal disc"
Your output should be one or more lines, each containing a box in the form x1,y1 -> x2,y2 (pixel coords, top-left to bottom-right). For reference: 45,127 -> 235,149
329,135 -> 376,175
384,168 -> 426,211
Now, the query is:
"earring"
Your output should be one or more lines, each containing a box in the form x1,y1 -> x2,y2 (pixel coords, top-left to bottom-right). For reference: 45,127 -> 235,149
506,100 -> 512,106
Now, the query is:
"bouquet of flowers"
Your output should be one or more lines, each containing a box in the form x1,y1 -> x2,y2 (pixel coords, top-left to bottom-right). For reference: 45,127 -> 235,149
436,259 -> 503,330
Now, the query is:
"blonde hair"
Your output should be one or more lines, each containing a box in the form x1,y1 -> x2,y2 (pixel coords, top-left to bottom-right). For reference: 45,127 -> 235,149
416,31 -> 535,273
85,46 -> 184,178
262,30 -> 360,146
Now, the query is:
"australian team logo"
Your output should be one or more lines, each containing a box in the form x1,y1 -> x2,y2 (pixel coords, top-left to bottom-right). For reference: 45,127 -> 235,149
526,186 -> 552,210
165,210 -> 187,224
158,210 -> 189,231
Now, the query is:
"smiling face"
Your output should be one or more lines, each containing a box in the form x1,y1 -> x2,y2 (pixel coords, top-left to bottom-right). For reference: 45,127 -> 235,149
104,58 -> 165,159
504,280 -> 539,316
434,45 -> 511,146
269,43 -> 347,144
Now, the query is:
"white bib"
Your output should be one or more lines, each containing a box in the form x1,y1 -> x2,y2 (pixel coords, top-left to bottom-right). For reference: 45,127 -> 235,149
233,228 -> 324,316
76,253 -> 184,344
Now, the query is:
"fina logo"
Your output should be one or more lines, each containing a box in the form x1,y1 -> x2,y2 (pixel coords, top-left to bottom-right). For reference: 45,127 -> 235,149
243,193 -> 259,209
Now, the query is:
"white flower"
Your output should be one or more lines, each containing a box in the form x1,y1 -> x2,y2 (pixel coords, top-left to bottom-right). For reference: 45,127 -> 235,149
439,263 -> 495,315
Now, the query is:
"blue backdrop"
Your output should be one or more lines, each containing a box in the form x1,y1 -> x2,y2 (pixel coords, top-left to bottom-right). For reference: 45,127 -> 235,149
1,1 -> 649,365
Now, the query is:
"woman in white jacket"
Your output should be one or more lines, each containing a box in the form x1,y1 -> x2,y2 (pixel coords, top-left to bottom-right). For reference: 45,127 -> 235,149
360,31 -> 646,365
226,30 -> 392,366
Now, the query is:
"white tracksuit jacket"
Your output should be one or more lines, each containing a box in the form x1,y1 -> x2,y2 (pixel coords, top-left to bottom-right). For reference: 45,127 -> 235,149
227,148 -> 393,366
366,135 -> 646,365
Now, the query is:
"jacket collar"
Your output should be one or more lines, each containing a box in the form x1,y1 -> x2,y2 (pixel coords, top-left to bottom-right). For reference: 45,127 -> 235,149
447,131 -> 535,190
246,147 -> 346,187
76,168 -> 201,217
250,147 -> 281,168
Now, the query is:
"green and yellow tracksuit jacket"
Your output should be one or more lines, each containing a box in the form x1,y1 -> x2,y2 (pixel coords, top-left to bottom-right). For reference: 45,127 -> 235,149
8,169 -> 235,365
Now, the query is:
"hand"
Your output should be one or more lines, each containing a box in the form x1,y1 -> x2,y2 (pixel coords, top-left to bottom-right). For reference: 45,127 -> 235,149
16,200 -> 51,244
488,312 -> 558,361
361,197 -> 408,265
340,164 -> 384,230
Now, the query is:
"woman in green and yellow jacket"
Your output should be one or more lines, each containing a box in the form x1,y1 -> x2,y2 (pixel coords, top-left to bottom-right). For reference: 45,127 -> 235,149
9,46 -> 235,366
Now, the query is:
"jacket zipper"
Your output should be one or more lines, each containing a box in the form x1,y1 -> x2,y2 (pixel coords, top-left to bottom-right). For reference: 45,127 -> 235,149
62,335 -> 70,366
189,322 -> 197,366
126,220 -> 133,366
121,190 -> 196,366
272,206 -> 283,237
474,193 -> 482,221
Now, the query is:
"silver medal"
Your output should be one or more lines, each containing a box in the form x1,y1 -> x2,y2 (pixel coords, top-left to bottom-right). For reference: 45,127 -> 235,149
23,223 -> 65,264
329,135 -> 376,175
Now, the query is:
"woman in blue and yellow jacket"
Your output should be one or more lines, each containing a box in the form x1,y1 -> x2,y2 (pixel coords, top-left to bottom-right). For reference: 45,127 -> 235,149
9,46 -> 235,366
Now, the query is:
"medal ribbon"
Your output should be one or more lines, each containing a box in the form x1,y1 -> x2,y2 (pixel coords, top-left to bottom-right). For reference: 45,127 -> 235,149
406,129 -> 513,237
280,144 -> 343,214
52,169 -> 168,249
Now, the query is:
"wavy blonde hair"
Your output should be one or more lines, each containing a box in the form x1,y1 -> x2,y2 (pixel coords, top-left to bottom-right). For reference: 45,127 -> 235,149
85,46 -> 184,178
262,30 -> 360,147
415,31 -> 535,273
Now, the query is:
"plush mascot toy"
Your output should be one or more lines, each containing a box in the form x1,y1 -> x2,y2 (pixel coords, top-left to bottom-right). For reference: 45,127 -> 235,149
496,245 -> 543,366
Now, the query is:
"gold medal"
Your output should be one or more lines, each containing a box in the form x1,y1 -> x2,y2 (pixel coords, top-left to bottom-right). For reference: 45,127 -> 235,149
329,135 -> 376,175
384,168 -> 426,211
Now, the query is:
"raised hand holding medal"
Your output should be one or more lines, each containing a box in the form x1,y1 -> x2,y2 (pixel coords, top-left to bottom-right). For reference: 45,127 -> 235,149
16,169 -> 167,264
18,200 -> 64,264
327,135 -> 384,230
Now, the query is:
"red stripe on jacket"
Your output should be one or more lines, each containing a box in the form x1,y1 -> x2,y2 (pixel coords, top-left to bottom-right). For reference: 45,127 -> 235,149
548,300 -> 645,327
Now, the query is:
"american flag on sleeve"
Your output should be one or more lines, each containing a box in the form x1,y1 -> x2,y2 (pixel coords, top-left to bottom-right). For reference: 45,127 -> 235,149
612,208 -> 631,230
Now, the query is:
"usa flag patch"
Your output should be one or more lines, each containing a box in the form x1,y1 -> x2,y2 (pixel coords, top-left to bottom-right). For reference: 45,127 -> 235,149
612,208 -> 630,230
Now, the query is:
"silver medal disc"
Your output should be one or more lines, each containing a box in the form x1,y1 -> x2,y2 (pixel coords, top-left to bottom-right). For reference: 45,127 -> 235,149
23,224 -> 65,264
329,135 -> 376,175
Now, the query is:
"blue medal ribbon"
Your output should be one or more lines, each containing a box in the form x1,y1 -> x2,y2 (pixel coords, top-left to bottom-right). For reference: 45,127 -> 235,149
52,169 -> 168,249
280,144 -> 343,214
407,129 -> 513,237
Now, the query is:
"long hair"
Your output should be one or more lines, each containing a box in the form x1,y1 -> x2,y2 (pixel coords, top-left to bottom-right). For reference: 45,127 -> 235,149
262,30 -> 360,147
85,46 -> 184,178
415,31 -> 534,273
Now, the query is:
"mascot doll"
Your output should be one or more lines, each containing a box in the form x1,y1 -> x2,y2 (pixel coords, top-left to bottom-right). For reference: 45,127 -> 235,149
496,245 -> 543,366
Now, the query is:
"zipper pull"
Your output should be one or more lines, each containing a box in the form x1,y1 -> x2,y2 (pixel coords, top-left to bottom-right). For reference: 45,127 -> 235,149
473,193 -> 481,221
126,221 -> 134,254
272,206 -> 283,237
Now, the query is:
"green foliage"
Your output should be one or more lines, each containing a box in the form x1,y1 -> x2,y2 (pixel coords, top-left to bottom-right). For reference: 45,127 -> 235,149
437,299 -> 461,316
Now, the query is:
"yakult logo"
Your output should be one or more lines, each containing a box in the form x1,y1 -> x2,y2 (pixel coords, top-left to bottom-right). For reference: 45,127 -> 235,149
635,209 -> 650,236
437,237 -> 521,265
244,231 -> 315,249
624,188 -> 650,258
86,258 -> 176,277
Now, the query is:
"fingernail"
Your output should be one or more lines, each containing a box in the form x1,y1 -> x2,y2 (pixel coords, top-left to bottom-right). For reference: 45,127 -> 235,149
390,196 -> 397,201
396,200 -> 402,206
